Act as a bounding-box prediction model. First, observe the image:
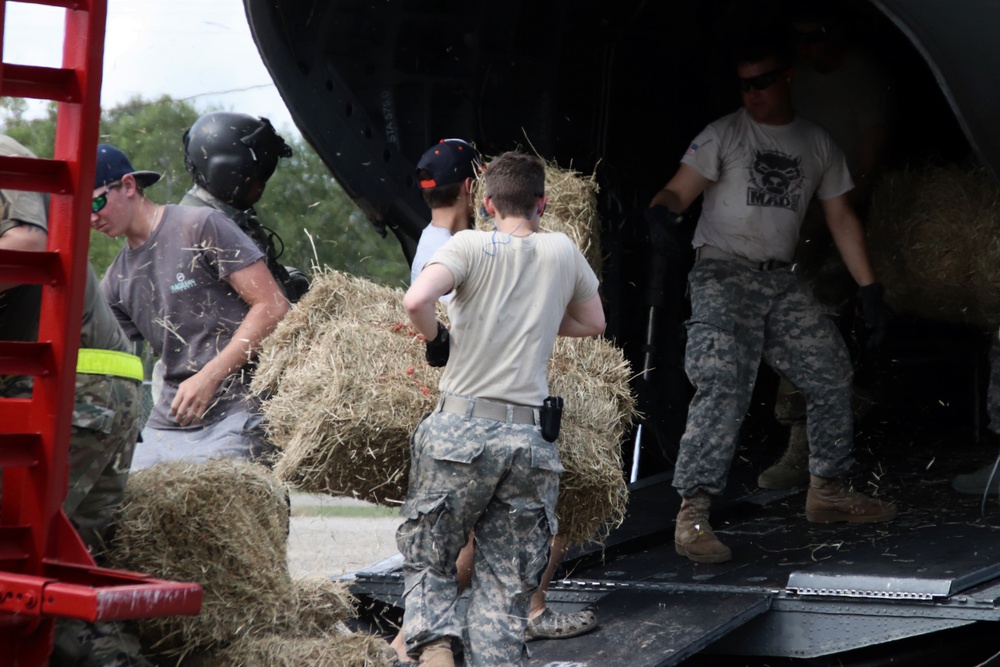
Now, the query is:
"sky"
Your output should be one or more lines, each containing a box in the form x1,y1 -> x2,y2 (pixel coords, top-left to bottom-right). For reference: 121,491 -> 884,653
3,0 -> 297,135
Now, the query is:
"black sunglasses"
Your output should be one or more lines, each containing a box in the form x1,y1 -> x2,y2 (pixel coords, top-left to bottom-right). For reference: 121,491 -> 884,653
92,182 -> 121,213
739,68 -> 787,93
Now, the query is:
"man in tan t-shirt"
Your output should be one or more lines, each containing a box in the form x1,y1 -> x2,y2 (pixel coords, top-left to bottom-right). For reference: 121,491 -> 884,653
398,152 -> 605,667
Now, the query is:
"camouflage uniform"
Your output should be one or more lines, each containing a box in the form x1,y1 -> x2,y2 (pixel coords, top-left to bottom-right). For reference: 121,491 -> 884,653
396,404 -> 561,667
0,364 -> 141,552
51,619 -> 149,667
0,346 -> 146,667
672,259 -> 854,496
64,374 -> 142,550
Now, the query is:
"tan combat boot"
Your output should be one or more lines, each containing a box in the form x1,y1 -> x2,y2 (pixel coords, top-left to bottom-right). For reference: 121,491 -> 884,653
805,475 -> 898,524
757,421 -> 810,490
418,638 -> 454,667
674,492 -> 732,563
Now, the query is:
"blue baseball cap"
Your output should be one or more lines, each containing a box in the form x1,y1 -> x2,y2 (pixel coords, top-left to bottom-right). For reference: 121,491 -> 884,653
94,144 -> 161,190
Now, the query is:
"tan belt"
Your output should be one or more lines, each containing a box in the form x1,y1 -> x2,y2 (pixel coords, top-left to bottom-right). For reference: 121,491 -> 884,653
439,395 -> 538,425
696,245 -> 791,271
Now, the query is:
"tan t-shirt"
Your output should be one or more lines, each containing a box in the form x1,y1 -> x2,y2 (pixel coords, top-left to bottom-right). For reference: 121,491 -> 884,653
429,230 -> 600,406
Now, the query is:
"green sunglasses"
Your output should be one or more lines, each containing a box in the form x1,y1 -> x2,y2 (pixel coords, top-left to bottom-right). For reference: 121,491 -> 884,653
92,182 -> 121,213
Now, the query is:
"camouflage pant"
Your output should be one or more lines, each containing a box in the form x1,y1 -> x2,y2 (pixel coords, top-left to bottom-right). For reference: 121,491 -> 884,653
397,403 -> 561,667
774,208 -> 864,425
0,373 -> 141,550
66,374 -> 143,551
51,619 -> 150,667
1,373 -> 146,667
673,259 -> 854,497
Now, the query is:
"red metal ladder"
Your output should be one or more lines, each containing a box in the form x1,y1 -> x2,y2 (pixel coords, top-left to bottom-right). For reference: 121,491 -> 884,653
0,2 -> 201,665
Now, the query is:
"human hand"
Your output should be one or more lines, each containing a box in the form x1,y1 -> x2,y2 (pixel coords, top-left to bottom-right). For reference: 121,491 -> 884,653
425,321 -> 450,367
859,282 -> 891,349
170,369 -> 224,426
644,205 -> 685,258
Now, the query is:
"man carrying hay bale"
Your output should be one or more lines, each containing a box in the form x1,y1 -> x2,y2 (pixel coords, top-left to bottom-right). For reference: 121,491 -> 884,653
398,151 -> 605,666
92,144 -> 290,470
410,138 -> 481,291
648,35 -> 897,565
391,141 -> 600,662
181,111 -> 309,303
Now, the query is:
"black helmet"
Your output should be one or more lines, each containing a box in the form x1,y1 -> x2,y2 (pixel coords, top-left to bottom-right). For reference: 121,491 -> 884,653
183,112 -> 293,209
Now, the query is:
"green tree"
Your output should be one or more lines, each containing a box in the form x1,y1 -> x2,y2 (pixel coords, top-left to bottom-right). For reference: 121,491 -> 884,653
255,136 -> 410,287
0,95 -> 409,287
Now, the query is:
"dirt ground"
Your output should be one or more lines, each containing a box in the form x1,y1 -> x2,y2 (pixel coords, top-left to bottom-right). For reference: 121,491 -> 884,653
286,492 -> 404,579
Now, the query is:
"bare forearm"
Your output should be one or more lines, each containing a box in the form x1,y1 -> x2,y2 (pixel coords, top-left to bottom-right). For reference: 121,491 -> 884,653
404,263 -> 455,340
650,188 -> 686,212
200,300 -> 288,381
558,312 -> 603,337
829,217 -> 876,286
405,301 -> 440,341
558,294 -> 606,337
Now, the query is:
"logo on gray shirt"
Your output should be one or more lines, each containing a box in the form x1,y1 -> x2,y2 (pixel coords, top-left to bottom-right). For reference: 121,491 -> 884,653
747,150 -> 802,211
170,272 -> 197,294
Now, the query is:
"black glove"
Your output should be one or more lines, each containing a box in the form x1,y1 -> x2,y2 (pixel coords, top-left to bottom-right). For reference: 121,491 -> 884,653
644,205 -> 685,258
282,266 -> 311,303
425,321 -> 450,367
859,282 -> 890,349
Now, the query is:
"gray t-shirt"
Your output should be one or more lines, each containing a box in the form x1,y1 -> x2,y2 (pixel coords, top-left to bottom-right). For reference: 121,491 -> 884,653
100,205 -> 265,429
682,108 -> 853,263
430,230 -> 600,406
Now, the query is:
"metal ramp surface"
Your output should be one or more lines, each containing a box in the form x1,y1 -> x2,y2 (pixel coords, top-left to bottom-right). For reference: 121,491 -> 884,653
526,589 -> 770,667
347,422 -> 1000,664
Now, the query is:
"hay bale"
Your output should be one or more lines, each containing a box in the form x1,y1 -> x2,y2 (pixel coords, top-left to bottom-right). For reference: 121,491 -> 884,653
867,164 -> 1000,329
255,271 -> 437,505
104,460 -> 293,653
474,159 -> 604,276
549,336 -> 634,543
201,631 -> 396,667
292,576 -> 358,636
255,270 -> 634,545
103,460 -> 360,658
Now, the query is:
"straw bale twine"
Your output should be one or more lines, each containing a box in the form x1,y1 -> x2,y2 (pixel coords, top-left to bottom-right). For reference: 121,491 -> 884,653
474,159 -> 604,276
255,267 -> 634,545
102,460 -> 362,658
867,164 -> 1000,329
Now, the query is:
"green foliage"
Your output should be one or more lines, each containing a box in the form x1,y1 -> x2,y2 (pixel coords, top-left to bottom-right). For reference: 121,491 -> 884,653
0,95 -> 409,287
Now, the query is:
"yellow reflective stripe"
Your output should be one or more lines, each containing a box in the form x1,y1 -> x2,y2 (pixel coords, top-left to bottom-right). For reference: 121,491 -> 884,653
76,348 -> 144,382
